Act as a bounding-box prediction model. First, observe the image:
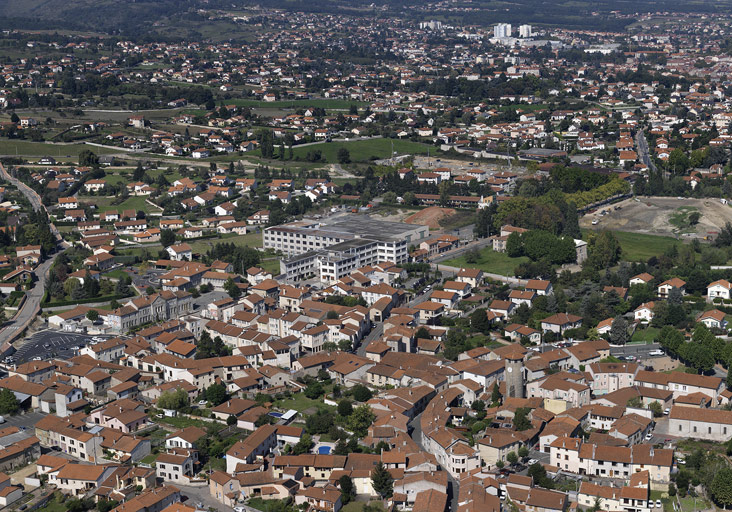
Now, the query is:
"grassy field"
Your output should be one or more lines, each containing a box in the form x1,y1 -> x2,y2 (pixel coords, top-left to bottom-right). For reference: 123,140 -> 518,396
0,139 -> 125,158
251,138 -> 432,164
272,393 -> 336,414
222,98 -> 366,109
35,497 -> 66,512
341,502 -> 385,512
631,326 -> 659,343
609,231 -> 680,262
441,248 -> 529,276
86,195 -> 162,214
187,232 -> 263,253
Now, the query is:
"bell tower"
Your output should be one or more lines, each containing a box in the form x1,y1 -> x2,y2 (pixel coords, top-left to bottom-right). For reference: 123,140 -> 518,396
504,349 -> 525,399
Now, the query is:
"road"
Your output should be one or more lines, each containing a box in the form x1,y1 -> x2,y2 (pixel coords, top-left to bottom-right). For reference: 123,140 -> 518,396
0,163 -> 69,351
635,129 -> 657,173
0,411 -> 46,430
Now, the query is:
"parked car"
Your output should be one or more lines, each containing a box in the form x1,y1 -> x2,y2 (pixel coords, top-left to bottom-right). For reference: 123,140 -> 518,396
527,459 -> 538,466
648,350 -> 664,356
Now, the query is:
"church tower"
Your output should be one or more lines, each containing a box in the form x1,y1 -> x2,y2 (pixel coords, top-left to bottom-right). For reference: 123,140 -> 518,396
504,349 -> 525,399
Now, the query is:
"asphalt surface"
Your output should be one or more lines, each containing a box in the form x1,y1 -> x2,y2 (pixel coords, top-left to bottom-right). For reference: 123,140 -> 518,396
0,411 -> 46,431
635,130 -> 657,173
9,330 -> 111,363
191,290 -> 230,312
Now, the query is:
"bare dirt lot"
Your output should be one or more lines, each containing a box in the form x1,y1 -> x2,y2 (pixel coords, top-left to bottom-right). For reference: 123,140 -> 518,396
580,196 -> 732,238
405,206 -> 457,230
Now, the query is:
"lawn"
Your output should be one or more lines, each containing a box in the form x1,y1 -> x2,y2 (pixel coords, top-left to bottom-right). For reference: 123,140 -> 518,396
441,248 -> 529,276
630,326 -> 659,343
0,139 -> 125,158
35,496 -> 66,512
259,258 -> 281,276
273,393 -> 336,414
140,453 -> 157,465
156,415 -> 215,429
252,138 -> 432,164
611,231 -> 681,262
187,232 -> 263,253
88,195 -> 162,214
679,497 -> 710,512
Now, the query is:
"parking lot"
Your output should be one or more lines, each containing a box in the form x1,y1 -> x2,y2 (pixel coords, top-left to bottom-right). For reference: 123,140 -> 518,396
9,330 -> 112,363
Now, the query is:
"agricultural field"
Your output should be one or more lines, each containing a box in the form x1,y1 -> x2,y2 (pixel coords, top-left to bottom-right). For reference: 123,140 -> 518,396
252,138 -> 432,164
0,140 -> 125,158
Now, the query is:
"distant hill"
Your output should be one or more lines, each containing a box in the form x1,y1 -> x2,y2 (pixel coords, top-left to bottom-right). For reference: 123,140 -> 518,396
0,0 -> 729,35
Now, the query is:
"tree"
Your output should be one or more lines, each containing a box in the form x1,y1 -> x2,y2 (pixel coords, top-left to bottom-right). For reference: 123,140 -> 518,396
711,467 -> 732,508
338,399 -> 353,417
649,401 -> 663,418
160,229 -> 176,247
226,414 -> 237,426
337,148 -> 351,164
224,277 -> 241,300
439,181 -> 450,207
491,382 -> 502,405
371,462 -> 393,499
146,286 -> 156,295
527,462 -> 554,489
347,405 -> 375,439
513,407 -> 531,431
689,211 -> 701,226
79,149 -> 99,167
306,410 -> 335,435
157,388 -> 189,411
506,451 -> 518,465
196,331 -> 230,359
86,310 -> 99,322
304,381 -> 324,399
203,383 -> 228,406
339,475 -> 355,504
471,309 -> 491,334
292,434 -> 312,455
609,316 -> 629,345
133,162 -> 145,181
351,384 -> 373,402
518,446 -> 529,458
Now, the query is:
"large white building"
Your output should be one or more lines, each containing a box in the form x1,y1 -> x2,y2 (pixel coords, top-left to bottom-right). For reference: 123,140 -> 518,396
265,217 -> 429,283
519,24 -> 532,38
494,23 -> 512,38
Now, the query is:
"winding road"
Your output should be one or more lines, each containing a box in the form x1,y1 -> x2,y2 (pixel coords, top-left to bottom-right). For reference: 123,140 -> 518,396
0,163 -> 68,352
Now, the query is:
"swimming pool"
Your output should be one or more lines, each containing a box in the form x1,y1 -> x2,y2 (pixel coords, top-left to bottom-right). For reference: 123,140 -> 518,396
318,446 -> 331,454
269,412 -> 283,418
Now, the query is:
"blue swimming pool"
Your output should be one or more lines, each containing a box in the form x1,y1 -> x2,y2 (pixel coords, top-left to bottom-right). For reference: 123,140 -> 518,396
318,446 -> 331,454
269,412 -> 283,418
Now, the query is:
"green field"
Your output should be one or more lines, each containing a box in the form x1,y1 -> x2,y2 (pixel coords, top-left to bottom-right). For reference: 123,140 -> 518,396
0,140 -> 125,158
187,232 -> 263,253
221,98 -> 366,109
582,230 -> 681,262
441,248 -> 529,276
86,195 -> 162,214
272,138 -> 432,164
631,326 -> 659,343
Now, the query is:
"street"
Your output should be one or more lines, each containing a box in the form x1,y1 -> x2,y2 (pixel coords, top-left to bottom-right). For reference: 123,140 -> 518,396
635,129 -> 657,173
0,162 -> 68,352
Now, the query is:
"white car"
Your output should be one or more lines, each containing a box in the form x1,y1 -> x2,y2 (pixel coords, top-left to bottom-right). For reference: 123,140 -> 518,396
234,507 -> 246,512
645,432 -> 653,441
656,500 -> 662,508
648,350 -> 664,356
198,400 -> 208,406
527,459 -> 538,466
649,502 -> 654,509
33,356 -> 42,361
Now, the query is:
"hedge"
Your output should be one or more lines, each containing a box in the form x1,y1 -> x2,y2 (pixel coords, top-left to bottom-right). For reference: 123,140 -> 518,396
42,293 -> 133,308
